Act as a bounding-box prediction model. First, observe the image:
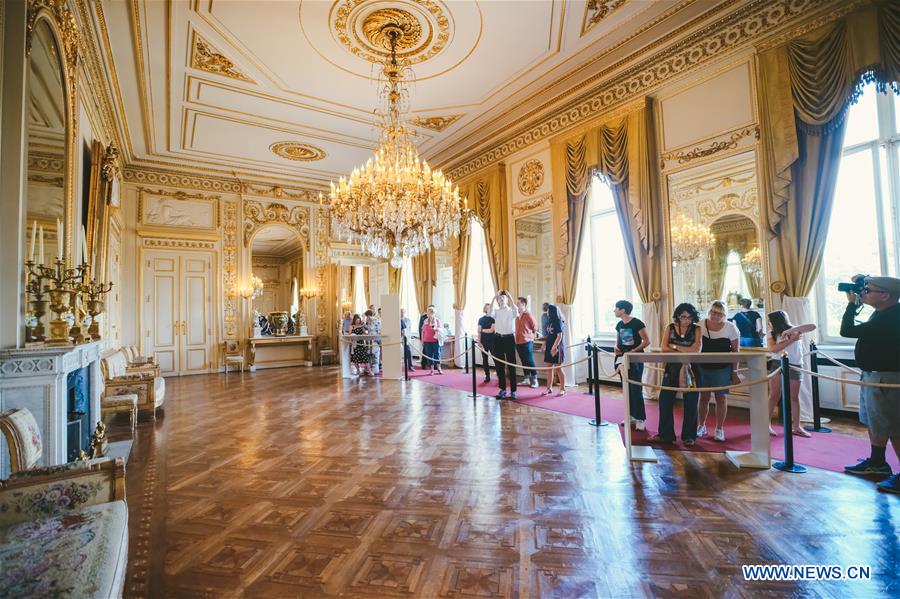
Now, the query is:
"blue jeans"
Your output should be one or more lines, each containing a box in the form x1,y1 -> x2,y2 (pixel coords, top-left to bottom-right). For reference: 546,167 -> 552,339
422,341 -> 441,368
740,337 -> 763,348
516,341 -> 536,379
625,362 -> 646,420
657,369 -> 698,442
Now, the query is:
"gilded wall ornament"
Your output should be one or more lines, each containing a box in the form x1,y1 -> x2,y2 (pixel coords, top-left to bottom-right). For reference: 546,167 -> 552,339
190,33 -> 254,83
269,142 -> 327,162
222,198 -> 239,339
660,126 -> 759,167
243,201 -> 310,246
333,0 -> 449,65
410,114 -> 463,132
513,193 -> 553,217
582,0 -> 628,36
517,159 -> 545,196
447,0 -> 831,181
100,144 -> 121,182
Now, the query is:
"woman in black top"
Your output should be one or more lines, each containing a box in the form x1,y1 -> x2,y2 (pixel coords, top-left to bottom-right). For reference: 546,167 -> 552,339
649,303 -> 702,445
477,303 -> 495,383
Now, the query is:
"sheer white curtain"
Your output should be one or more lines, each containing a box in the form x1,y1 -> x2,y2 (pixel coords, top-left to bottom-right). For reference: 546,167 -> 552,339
352,266 -> 367,315
399,258 -> 419,328
462,219 -> 496,336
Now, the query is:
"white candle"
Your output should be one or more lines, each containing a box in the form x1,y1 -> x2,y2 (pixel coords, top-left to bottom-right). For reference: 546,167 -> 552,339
29,220 -> 36,262
56,218 -> 63,261
39,226 -> 45,265
81,225 -> 88,262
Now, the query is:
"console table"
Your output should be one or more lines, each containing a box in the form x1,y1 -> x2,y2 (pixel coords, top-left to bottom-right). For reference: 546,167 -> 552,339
248,335 -> 315,371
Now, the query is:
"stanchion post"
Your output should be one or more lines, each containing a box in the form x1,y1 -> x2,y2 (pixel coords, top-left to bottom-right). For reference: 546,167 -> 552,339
773,353 -> 807,473
470,341 -> 478,399
803,341 -> 831,433
586,336 -> 594,395
464,333 -> 469,374
403,336 -> 410,381
588,344 -> 609,427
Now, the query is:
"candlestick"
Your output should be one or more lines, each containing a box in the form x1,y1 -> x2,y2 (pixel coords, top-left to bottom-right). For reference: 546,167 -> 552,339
39,226 -> 45,265
29,221 -> 36,262
56,218 -> 63,260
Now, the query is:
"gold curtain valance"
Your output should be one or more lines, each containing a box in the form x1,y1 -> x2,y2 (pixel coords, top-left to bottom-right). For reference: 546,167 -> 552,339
549,99 -> 660,304
412,250 -> 436,315
457,165 -> 508,290
762,0 -> 900,236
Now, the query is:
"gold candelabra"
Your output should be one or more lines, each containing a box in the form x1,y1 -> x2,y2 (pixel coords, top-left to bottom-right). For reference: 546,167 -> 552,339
24,259 -> 113,346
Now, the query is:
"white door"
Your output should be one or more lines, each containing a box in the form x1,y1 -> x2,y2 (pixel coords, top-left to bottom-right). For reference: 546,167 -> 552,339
142,250 -> 215,376
180,255 -> 213,374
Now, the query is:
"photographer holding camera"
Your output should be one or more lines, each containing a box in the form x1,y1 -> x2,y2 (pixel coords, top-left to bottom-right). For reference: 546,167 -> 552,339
840,275 -> 900,494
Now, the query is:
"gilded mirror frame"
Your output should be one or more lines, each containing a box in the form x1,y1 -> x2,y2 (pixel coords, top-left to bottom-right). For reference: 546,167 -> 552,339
662,150 -> 771,318
91,143 -> 121,283
26,0 -> 79,266
512,207 -> 555,309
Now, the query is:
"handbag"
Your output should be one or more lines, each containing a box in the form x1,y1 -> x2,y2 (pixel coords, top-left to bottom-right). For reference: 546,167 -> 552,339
678,364 -> 696,388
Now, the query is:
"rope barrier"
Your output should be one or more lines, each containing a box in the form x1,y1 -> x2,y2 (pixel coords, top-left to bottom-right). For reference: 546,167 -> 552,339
801,348 -> 863,375
622,367 -> 781,394
476,343 -> 592,370
788,364 -> 900,388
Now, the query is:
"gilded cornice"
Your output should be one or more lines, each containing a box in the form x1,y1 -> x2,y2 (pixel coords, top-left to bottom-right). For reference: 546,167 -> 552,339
444,0 -> 848,181
123,165 -> 322,201
410,114 -> 463,132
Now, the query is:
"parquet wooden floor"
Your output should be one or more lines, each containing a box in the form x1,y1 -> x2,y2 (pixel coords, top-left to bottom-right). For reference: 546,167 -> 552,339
121,367 -> 900,598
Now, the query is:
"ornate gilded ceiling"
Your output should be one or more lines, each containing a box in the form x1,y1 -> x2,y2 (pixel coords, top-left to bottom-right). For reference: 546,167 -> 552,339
91,0 -> 759,187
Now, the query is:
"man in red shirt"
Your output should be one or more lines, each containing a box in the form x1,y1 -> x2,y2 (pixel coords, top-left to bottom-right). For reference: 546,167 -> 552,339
515,297 -> 539,388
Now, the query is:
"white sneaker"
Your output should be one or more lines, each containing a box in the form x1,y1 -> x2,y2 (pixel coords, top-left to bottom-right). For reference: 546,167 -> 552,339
530,379 -> 539,388
697,424 -> 707,437
714,428 -> 725,442
635,420 -> 646,432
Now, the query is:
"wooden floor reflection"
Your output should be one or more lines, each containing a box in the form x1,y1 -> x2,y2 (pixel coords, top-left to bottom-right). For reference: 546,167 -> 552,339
122,367 -> 899,598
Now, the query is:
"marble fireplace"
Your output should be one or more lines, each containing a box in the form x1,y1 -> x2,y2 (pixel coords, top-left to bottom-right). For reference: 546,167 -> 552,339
0,341 -> 104,478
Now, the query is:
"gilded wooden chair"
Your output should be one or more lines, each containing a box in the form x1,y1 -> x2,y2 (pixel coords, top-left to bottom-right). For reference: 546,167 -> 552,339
223,340 -> 245,374
317,335 -> 336,366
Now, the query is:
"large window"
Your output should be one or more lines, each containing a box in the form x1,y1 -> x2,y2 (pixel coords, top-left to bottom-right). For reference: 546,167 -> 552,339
352,266 -> 368,314
399,258 -> 419,328
462,218 -> 496,336
572,176 -> 642,339
814,82 -> 900,341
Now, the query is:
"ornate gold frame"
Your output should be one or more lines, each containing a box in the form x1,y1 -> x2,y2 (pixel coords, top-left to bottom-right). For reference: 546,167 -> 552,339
97,144 -> 121,283
26,0 -> 80,267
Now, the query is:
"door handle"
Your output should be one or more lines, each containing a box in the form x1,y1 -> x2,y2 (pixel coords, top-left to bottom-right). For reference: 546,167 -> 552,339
182,320 -> 187,336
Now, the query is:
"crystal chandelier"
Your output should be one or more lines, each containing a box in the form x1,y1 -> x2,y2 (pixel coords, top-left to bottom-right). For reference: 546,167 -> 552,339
320,23 -> 463,268
670,213 -> 715,263
741,246 -> 762,278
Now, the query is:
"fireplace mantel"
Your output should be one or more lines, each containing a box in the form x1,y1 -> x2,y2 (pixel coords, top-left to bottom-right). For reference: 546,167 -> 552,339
0,341 -> 105,477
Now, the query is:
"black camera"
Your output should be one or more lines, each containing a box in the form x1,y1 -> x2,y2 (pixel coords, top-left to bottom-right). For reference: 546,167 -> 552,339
837,277 -> 868,294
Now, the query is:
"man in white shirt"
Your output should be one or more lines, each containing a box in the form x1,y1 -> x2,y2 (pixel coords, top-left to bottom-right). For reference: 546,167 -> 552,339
490,290 -> 518,399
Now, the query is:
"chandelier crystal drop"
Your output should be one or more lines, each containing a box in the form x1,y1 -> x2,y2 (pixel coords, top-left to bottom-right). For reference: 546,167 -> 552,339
670,213 -> 715,263
321,24 -> 463,269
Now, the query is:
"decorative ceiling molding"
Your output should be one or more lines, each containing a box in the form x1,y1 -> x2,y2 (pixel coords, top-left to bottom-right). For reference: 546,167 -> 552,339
445,0 -> 845,181
240,183 -> 319,203
410,114 -> 463,132
581,0 -> 628,37
122,166 -> 321,201
269,141 -> 327,162
190,31 -> 254,83
333,0 -> 450,65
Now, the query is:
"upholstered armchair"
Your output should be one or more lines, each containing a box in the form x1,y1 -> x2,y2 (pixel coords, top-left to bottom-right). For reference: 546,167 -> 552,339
0,457 -> 128,597
223,340 -> 245,374
122,345 -> 161,377
101,349 -> 165,419
0,407 -> 129,597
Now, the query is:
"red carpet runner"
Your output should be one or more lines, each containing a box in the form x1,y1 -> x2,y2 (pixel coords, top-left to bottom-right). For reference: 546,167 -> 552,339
407,369 -> 900,474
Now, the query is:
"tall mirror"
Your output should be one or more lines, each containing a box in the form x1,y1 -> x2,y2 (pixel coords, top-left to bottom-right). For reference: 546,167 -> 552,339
667,151 -> 765,320
25,18 -> 68,267
515,210 -> 554,309
248,224 -> 306,337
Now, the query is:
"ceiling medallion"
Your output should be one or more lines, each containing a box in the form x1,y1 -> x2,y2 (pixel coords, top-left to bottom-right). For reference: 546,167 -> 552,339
333,0 -> 450,65
517,159 -> 545,196
410,114 -> 463,132
269,142 -> 327,162
320,23 -> 463,268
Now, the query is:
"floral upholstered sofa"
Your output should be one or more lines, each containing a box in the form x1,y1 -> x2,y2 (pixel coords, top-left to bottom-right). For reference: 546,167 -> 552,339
0,408 -> 128,598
